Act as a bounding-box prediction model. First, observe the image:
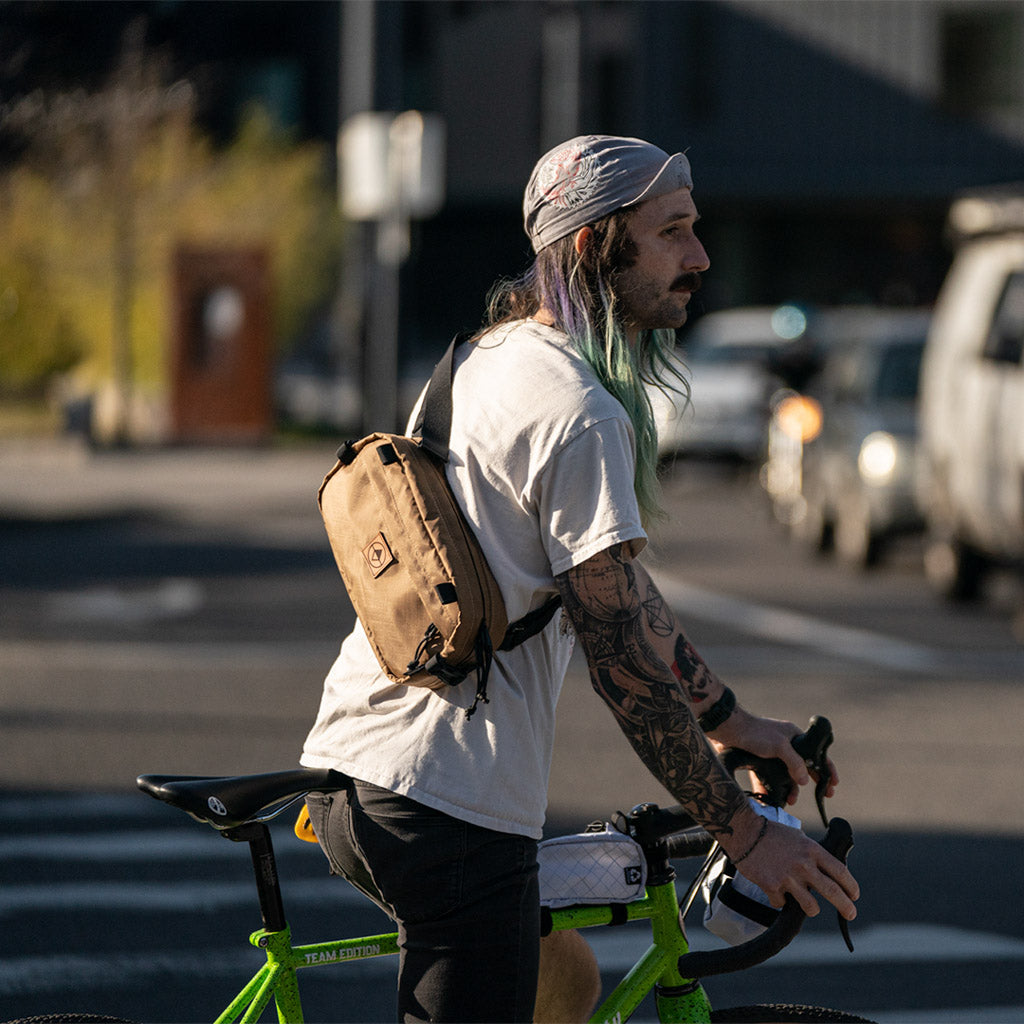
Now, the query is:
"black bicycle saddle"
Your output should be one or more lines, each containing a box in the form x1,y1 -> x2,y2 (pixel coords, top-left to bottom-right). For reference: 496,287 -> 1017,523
137,767 -> 350,830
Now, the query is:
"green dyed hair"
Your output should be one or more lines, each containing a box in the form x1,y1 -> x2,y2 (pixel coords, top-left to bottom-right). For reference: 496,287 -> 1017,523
483,208 -> 688,526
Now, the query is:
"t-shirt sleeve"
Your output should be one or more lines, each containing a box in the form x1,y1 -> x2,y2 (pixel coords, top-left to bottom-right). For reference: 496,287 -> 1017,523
539,416 -> 648,576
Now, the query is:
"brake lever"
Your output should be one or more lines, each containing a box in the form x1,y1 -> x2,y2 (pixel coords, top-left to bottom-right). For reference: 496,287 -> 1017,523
819,816 -> 855,953
791,715 -> 833,828
721,715 -> 835,824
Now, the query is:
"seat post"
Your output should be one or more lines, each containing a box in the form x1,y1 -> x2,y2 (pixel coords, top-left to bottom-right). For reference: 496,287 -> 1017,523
224,821 -> 288,933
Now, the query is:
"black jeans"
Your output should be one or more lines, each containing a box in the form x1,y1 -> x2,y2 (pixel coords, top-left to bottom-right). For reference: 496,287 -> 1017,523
305,780 -> 541,1023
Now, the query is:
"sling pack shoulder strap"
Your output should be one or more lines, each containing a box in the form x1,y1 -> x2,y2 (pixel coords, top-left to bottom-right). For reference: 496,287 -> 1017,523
414,333 -> 561,645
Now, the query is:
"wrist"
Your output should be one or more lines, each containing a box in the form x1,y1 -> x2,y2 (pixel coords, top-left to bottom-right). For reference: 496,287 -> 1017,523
704,702 -> 753,749
718,802 -> 767,865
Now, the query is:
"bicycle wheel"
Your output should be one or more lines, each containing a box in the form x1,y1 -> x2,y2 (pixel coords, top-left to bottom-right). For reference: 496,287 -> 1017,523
711,1004 -> 875,1023
1,1015 -> 135,1023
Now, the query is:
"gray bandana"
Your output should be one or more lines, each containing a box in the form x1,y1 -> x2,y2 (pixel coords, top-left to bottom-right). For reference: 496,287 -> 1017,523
523,135 -> 693,254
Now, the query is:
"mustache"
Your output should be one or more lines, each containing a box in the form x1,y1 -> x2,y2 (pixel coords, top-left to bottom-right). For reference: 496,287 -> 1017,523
671,272 -> 703,292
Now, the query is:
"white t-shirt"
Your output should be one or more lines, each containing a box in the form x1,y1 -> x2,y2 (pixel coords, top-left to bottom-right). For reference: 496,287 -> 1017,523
300,320 -> 647,839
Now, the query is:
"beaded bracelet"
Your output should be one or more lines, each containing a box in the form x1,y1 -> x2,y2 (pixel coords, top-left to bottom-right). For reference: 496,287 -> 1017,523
732,816 -> 769,865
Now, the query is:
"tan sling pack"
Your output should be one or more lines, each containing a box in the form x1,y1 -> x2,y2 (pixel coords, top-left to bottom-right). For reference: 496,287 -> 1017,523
318,335 -> 560,717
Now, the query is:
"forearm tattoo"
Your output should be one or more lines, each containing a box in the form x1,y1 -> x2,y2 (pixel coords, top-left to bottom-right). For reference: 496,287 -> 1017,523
642,580 -> 714,706
556,546 -> 745,838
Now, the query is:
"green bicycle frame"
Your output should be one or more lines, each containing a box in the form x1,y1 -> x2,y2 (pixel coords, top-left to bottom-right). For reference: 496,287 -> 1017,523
226,872 -> 709,1024
549,873 -> 712,1024
215,925 -> 401,1024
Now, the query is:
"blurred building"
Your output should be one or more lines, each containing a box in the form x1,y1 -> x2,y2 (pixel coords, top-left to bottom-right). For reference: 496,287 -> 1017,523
5,0 -> 1024,360
393,0 -> 1024,352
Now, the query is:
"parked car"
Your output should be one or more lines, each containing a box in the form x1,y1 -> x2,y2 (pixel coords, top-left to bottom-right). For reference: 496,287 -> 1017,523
916,185 -> 1024,601
649,305 -> 811,461
765,308 -> 930,567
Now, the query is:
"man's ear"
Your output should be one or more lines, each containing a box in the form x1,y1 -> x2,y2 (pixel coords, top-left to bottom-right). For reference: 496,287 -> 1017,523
573,226 -> 594,256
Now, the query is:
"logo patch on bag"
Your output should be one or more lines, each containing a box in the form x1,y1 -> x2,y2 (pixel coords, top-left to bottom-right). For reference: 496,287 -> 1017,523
363,532 -> 395,577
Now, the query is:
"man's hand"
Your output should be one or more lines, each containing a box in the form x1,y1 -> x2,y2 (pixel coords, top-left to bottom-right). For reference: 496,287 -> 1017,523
708,707 -> 839,805
721,804 -> 859,921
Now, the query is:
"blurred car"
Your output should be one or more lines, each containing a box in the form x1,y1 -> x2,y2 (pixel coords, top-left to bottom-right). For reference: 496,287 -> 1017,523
916,186 -> 1024,602
649,305 -> 812,461
780,310 -> 930,567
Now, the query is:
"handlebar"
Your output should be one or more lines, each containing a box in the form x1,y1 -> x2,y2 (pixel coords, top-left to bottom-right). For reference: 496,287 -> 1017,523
675,816 -> 853,979
721,715 -> 834,825
624,716 -> 836,856
620,715 -> 856,973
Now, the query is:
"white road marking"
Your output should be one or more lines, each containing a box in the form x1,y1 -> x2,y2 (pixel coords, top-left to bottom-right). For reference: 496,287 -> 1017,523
0,947 -> 393,997
0,827 -> 304,862
47,579 -> 205,624
0,792 -> 158,821
2,923 -> 1022,1000
0,878 -> 368,918
583,922 -> 1024,970
649,569 -> 948,674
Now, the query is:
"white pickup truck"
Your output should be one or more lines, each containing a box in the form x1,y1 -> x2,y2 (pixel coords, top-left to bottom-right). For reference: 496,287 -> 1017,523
916,186 -> 1024,601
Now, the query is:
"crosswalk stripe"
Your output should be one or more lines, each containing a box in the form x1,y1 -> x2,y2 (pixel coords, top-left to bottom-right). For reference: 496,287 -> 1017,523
0,948 -> 393,997
0,793 -> 156,821
585,922 -> 1024,970
0,828 -> 306,862
0,878 -> 367,916
2,911 -> 1021,985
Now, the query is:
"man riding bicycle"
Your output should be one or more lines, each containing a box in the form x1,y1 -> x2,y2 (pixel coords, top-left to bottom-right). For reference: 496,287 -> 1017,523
301,135 -> 859,1023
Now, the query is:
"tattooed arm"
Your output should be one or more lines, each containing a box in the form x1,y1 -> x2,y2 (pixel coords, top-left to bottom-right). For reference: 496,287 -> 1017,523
555,543 -> 859,920
554,543 -> 753,846
630,561 -> 834,802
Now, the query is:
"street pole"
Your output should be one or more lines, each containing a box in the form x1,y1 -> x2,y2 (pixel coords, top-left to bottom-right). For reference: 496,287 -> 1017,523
339,110 -> 444,437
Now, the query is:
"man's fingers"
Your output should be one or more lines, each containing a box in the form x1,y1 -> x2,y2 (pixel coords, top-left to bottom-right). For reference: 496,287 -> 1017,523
814,854 -> 860,920
815,874 -> 858,920
786,885 -> 821,918
780,742 -> 810,788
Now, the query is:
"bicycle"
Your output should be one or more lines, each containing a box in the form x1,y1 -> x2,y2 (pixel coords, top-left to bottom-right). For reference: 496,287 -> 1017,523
10,717 -> 873,1024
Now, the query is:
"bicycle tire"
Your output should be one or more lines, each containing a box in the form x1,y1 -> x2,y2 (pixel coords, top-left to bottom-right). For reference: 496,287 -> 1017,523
711,1004 -> 875,1023
1,1015 -> 135,1023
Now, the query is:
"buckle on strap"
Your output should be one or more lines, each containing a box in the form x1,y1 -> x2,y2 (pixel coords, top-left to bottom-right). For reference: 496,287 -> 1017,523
421,655 -> 469,687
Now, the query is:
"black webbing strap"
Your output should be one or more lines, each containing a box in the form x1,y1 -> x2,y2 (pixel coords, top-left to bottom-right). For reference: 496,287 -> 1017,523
414,333 -> 468,462
716,879 -> 780,928
499,595 -> 562,651
414,332 -> 563,651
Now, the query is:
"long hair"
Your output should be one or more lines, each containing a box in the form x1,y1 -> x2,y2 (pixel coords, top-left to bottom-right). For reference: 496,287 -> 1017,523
482,208 -> 688,526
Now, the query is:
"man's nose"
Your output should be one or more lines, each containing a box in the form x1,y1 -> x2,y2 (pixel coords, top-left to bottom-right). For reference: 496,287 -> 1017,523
686,237 -> 710,273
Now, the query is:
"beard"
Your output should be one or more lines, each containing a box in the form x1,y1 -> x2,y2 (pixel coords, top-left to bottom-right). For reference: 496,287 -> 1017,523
616,269 -> 703,332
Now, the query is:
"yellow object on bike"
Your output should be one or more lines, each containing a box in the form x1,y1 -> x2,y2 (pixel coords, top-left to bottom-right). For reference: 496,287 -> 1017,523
294,802 -> 319,844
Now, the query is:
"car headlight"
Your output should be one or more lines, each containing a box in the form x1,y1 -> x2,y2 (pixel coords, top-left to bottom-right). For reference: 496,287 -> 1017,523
774,394 -> 823,443
857,431 -> 899,483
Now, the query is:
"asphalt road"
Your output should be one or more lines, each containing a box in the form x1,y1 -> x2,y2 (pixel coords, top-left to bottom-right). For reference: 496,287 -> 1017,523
2,439 -> 1024,1022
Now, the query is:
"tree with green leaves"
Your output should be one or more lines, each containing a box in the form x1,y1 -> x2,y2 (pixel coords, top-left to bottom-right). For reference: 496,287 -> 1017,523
0,20 -> 341,440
